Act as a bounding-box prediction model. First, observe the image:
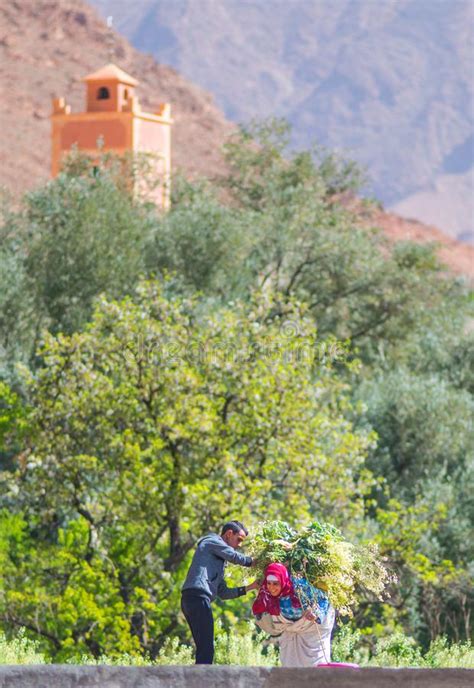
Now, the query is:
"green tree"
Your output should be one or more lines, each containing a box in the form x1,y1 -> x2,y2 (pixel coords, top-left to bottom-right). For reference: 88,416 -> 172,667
24,164 -> 154,336
354,370 -> 473,643
0,383 -> 29,471
0,281 -> 372,659
0,194 -> 37,382
148,120 -> 459,364
147,178 -> 254,297
0,152 -> 156,372
356,370 -> 472,496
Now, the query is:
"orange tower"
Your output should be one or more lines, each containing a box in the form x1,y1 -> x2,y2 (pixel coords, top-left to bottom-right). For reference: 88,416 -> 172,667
51,64 -> 172,207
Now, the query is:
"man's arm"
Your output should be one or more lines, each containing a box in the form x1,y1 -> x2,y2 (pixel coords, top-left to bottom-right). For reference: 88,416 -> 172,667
207,539 -> 252,567
217,579 -> 259,600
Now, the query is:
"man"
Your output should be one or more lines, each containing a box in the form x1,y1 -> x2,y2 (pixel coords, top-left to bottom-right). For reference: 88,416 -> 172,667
181,520 -> 259,664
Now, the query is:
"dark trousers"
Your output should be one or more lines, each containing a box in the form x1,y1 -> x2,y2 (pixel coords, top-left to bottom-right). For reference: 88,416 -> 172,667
181,591 -> 214,664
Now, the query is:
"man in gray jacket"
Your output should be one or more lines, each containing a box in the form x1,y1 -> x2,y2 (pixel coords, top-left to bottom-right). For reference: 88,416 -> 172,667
181,520 -> 258,664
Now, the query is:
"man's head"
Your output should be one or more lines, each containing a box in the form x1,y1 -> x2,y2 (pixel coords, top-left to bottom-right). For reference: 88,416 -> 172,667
221,520 -> 248,549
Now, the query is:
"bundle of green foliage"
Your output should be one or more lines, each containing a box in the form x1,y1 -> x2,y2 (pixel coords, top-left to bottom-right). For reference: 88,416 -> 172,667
248,520 -> 390,615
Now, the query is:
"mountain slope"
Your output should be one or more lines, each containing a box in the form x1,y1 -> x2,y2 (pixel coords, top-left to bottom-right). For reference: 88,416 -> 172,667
89,0 -> 474,243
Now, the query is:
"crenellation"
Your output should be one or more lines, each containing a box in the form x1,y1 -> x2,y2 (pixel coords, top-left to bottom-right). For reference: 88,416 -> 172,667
52,97 -> 70,115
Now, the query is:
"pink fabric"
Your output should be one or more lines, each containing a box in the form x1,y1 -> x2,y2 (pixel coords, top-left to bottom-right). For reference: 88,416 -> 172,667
252,563 -> 301,615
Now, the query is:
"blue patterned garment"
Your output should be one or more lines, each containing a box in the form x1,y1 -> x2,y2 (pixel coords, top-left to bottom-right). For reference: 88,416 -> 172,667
278,577 -> 330,623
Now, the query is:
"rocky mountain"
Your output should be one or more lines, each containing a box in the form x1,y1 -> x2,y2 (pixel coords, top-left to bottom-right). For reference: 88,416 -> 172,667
89,0 -> 474,244
0,0 -> 471,278
0,0 -> 232,195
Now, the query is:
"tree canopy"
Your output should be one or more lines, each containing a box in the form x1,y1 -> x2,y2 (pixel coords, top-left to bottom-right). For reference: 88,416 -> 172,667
1,284 -> 372,658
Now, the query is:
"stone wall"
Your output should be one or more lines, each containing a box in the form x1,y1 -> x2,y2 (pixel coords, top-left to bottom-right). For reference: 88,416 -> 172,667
0,665 -> 472,687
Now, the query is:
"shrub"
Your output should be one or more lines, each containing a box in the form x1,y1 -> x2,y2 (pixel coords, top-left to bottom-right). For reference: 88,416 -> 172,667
332,625 -> 369,665
214,622 -> 279,666
369,631 -> 424,667
1,625 -> 472,667
424,637 -> 474,669
0,630 -> 45,665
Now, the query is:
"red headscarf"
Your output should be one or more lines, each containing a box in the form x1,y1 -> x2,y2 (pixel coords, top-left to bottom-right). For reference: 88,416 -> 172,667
252,563 -> 302,615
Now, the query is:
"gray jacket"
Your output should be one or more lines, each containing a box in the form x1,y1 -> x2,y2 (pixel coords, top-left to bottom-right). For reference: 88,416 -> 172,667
181,533 -> 252,601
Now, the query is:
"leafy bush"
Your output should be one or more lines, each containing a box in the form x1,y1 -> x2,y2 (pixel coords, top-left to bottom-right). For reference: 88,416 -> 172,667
332,626 -> 474,668
214,622 -> 279,666
423,637 -> 474,669
369,632 -> 424,667
332,625 -> 369,665
154,638 -> 194,666
1,625 -> 472,667
0,630 -> 45,665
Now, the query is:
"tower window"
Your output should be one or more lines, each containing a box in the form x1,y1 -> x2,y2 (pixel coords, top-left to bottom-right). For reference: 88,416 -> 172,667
97,87 -> 110,100
124,88 -> 129,100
